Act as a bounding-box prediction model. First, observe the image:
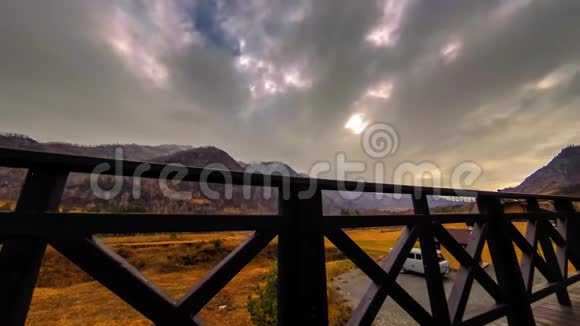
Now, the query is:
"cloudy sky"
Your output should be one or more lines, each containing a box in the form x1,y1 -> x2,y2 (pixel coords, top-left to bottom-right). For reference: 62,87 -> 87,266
1,0 -> 580,191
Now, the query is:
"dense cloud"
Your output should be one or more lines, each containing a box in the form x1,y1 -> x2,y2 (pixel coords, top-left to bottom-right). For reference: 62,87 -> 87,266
1,0 -> 580,190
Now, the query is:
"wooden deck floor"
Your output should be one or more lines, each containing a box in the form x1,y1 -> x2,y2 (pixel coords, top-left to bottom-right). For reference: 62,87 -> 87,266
531,285 -> 580,326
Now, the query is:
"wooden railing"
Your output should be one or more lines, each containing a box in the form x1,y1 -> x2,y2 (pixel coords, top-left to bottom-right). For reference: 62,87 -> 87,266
0,148 -> 579,325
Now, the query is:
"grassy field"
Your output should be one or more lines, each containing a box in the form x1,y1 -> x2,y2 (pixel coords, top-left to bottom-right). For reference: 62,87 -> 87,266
25,220 -> 576,325
28,232 -> 353,326
22,227 -> 462,325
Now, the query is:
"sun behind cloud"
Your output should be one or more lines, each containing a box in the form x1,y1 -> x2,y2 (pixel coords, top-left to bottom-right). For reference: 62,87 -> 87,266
345,113 -> 369,135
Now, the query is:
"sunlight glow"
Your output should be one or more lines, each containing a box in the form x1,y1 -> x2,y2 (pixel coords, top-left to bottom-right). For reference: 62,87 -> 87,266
345,113 -> 369,134
535,73 -> 561,90
440,40 -> 463,63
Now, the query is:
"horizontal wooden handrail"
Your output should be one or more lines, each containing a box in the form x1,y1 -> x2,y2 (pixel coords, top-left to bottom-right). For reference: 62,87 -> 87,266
1,147 -> 580,326
1,147 -> 579,201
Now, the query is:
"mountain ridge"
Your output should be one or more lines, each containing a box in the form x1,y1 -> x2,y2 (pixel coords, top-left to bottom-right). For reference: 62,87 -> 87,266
1,134 -> 578,214
500,145 -> 580,196
0,133 -> 193,161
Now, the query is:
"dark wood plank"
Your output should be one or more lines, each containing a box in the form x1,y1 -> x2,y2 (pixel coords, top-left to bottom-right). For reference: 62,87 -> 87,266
538,220 -> 571,305
555,200 -> 580,271
50,236 -> 196,325
555,212 -> 569,281
441,221 -> 500,324
323,214 -> 424,229
538,308 -> 580,320
509,223 -> 553,279
530,283 -> 559,303
389,283 -> 433,325
418,227 -> 450,325
324,229 -> 431,325
554,200 -> 576,276
323,214 -> 488,230
534,314 -> 576,326
543,221 -> 566,247
478,196 -> 535,325
277,189 -> 328,326
2,148 -> 580,326
527,199 -> 571,305
3,147 -> 580,201
177,231 -> 276,315
324,229 -> 387,282
349,225 -> 422,326
461,304 -> 509,326
413,196 -> 450,325
433,223 -> 502,301
520,218 -> 539,293
505,212 -> 564,221
0,213 -> 281,235
0,169 -> 68,326
567,272 -> 580,285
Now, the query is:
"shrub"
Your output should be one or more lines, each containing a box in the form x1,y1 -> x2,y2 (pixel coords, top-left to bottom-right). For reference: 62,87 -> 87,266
247,267 -> 277,326
247,266 -> 352,326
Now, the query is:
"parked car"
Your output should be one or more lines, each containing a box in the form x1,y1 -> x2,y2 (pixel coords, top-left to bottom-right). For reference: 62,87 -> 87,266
401,248 -> 450,275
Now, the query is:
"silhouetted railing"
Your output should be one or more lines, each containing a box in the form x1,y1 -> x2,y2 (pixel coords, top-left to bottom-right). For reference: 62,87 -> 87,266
0,148 -> 579,325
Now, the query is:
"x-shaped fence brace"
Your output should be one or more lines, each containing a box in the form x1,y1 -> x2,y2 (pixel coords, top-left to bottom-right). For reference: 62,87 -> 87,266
1,155 -> 580,326
324,196 -> 580,326
0,169 -> 278,325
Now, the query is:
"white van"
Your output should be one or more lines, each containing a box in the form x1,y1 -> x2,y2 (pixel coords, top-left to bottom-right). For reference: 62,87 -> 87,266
401,248 -> 450,275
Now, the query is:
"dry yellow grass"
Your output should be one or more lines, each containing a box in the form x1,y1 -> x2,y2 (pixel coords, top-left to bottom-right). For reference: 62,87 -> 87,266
0,199 -> 14,211
27,220 -> 576,325
29,233 -> 271,325
29,263 -> 272,326
329,223 -> 574,273
28,232 -> 351,326
98,232 -> 251,246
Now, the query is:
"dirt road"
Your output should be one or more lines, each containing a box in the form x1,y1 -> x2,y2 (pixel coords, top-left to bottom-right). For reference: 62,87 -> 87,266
331,265 -> 547,325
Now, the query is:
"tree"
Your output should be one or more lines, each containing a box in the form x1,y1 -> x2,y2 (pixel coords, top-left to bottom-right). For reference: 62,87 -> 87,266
247,267 -> 277,326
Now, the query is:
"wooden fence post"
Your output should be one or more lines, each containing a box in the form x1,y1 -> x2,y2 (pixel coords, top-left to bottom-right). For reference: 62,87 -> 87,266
477,196 -> 535,326
0,169 -> 68,325
413,195 -> 451,325
555,200 -> 580,274
278,186 -> 328,325
528,199 -> 571,305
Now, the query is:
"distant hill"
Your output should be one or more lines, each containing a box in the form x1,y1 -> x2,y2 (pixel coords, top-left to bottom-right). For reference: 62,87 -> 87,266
0,132 -> 192,161
0,134 -> 271,213
501,145 -> 580,196
154,147 -> 243,171
0,133 -> 486,214
239,161 -> 305,177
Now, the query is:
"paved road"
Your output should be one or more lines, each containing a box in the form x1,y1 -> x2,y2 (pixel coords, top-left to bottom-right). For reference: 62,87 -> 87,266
332,265 -> 548,325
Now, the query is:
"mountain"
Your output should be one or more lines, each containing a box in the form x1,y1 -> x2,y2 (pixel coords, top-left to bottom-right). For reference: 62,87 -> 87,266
0,134 -> 277,213
501,145 -> 580,196
0,133 -> 481,214
239,161 -> 304,177
0,133 -> 192,161
0,133 -> 44,151
154,147 -> 243,171
321,191 -> 473,215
